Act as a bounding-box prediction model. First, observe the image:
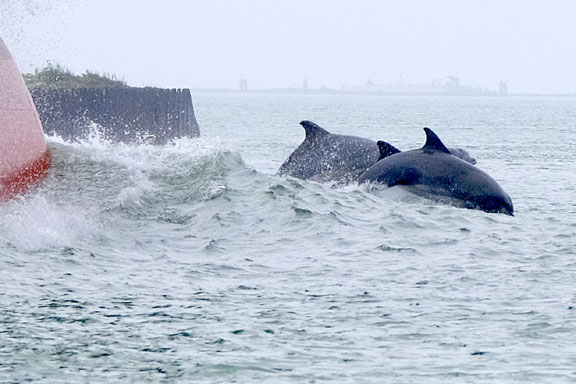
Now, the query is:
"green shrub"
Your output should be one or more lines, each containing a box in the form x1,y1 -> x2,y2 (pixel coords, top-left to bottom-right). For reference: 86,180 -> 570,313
24,62 -> 128,89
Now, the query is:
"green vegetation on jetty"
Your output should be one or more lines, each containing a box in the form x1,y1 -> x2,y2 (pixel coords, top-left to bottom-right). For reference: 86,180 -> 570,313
24,62 -> 127,89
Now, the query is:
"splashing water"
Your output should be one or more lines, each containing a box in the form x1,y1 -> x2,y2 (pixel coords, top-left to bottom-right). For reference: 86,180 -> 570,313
1,95 -> 576,383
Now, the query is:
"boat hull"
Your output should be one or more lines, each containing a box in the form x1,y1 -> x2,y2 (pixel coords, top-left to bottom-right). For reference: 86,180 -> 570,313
0,37 -> 50,201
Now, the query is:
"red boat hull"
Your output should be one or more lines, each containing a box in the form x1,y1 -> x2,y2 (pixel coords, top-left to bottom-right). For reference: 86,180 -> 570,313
0,37 -> 51,201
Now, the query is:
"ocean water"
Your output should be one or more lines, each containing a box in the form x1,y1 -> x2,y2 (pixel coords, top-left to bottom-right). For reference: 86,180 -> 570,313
1,94 -> 575,383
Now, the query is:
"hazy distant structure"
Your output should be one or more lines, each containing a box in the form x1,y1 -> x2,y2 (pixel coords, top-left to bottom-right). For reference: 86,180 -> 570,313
239,77 -> 248,91
499,80 -> 508,96
342,76 -> 498,96
343,78 -> 444,95
303,78 -> 308,90
444,76 -> 461,93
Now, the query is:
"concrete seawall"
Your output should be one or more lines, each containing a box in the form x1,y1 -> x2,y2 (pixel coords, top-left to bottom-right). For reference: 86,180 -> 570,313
30,87 -> 200,144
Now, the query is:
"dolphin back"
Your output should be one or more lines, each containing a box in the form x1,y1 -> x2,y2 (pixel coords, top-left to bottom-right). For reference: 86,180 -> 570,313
447,147 -> 477,165
279,121 -> 380,182
360,128 -> 513,215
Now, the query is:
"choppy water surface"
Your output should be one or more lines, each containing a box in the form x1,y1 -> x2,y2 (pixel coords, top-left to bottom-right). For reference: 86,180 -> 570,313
1,94 -> 576,383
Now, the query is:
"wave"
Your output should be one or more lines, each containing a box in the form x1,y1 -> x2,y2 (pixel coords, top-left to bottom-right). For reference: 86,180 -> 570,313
1,130 -> 518,259
0,134 -> 246,252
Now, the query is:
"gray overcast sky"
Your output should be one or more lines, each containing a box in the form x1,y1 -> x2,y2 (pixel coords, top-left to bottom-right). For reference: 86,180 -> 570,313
1,0 -> 576,94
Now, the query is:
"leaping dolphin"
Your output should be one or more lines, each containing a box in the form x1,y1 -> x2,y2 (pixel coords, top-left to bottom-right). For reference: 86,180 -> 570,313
278,121 -> 380,183
279,121 -> 478,183
359,128 -> 513,215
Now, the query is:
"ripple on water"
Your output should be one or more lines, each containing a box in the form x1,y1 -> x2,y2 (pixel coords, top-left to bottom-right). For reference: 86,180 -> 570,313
2,96 -> 576,383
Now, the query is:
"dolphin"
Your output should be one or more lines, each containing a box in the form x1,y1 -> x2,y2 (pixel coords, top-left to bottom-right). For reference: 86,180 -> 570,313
446,147 -> 476,165
278,121 -> 379,183
359,128 -> 513,215
279,121 -> 478,183
376,141 -> 477,165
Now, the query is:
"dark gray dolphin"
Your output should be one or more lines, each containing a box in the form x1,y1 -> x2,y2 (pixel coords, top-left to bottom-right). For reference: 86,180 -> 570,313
279,121 -> 477,183
446,147 -> 476,165
359,128 -> 513,215
278,121 -> 380,183
376,141 -> 477,164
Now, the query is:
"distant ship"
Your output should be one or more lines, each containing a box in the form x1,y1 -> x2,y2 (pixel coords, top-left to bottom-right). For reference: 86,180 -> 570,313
342,76 -> 502,96
0,37 -> 51,201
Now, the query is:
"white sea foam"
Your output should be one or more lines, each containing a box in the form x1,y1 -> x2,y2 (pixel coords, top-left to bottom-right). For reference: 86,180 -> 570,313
0,194 -> 95,252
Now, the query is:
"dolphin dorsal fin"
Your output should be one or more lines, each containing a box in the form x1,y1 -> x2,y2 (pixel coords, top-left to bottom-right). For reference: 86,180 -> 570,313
377,141 -> 401,160
422,128 -> 451,154
300,121 -> 329,139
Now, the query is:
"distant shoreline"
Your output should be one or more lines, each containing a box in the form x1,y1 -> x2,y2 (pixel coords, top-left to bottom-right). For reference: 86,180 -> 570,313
189,88 -> 576,98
